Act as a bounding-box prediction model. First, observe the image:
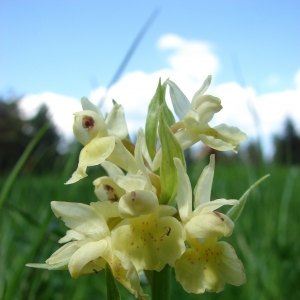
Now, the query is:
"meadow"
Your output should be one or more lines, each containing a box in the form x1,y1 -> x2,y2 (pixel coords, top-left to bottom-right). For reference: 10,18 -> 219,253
1,156 -> 299,300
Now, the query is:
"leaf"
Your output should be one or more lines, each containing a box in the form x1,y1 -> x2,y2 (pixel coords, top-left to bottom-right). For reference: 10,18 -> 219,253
226,174 -> 270,222
145,79 -> 175,159
145,79 -> 165,160
26,260 -> 69,270
161,81 -> 175,127
158,104 -> 185,205
106,262 -> 121,300
5,202 -> 40,227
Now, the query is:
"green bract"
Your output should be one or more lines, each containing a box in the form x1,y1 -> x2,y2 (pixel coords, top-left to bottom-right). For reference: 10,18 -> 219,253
159,104 -> 185,205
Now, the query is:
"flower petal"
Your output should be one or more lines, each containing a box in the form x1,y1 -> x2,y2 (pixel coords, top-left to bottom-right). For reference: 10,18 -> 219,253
90,201 -> 120,220
111,250 -> 148,300
68,239 -> 109,278
46,239 -> 91,264
58,229 -> 85,243
174,129 -> 200,150
81,96 -> 101,114
194,95 -> 222,124
115,174 -> 147,192
212,124 -> 248,152
185,212 -> 234,238
106,139 -> 138,173
112,213 -> 185,271
73,110 -> 107,145
65,136 -> 116,184
158,205 -> 177,217
118,191 -> 159,218
135,129 -> 152,191
93,176 -> 126,201
194,199 -> 238,215
51,201 -> 110,240
217,241 -> 246,286
194,154 -> 215,208
167,79 -> 191,120
184,109 -> 200,131
173,158 -> 192,223
105,103 -> 128,140
191,75 -> 212,107
198,134 -> 236,151
140,128 -> 152,168
151,149 -> 162,171
101,161 -> 125,177
175,238 -> 245,294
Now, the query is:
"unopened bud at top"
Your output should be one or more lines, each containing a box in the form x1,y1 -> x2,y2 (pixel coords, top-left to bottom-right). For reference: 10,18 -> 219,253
73,97 -> 108,145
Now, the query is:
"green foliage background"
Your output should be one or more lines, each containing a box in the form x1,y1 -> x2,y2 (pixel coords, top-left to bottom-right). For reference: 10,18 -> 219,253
1,159 -> 299,299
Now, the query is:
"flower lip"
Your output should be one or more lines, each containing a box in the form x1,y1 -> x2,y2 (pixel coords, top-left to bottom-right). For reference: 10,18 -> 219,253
82,115 -> 95,130
104,185 -> 118,201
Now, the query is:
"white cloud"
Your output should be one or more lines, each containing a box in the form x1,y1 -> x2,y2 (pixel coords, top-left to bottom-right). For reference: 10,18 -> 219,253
210,82 -> 300,158
19,92 -> 81,141
19,34 -> 220,141
157,34 -> 219,89
211,82 -> 257,136
90,70 -> 171,135
18,34 -> 300,160
295,69 -> 300,89
255,89 -> 300,135
89,34 -> 220,135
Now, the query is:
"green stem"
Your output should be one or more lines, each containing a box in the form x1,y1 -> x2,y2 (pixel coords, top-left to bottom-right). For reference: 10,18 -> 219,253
152,265 -> 171,300
105,263 -> 121,300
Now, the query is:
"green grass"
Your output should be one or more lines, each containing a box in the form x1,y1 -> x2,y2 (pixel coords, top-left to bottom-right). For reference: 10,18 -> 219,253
1,162 -> 299,299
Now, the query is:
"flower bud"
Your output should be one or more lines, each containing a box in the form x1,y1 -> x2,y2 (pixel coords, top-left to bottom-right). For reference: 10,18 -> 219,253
93,177 -> 126,202
73,110 -> 108,145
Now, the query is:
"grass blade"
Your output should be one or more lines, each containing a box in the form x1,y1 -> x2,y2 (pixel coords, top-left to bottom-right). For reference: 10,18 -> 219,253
226,174 -> 270,222
0,122 -> 49,210
98,8 -> 160,108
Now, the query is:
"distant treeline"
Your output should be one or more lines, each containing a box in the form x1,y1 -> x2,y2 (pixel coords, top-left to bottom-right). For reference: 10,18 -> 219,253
0,96 -> 73,175
1,97 -> 300,175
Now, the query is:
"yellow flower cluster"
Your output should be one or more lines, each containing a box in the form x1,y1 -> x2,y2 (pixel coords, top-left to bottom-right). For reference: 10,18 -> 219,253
27,77 -> 249,299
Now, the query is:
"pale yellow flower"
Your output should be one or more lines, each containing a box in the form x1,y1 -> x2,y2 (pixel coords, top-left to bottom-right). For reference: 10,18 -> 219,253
173,155 -> 237,236
107,130 -> 186,272
173,155 -> 245,293
73,97 -> 128,145
115,133 -> 155,215
168,76 -> 248,152
93,161 -> 126,202
45,201 -> 115,273
37,201 -> 147,299
92,129 -> 154,204
111,205 -> 185,272
153,77 -> 248,170
175,237 -> 246,293
66,98 -> 132,184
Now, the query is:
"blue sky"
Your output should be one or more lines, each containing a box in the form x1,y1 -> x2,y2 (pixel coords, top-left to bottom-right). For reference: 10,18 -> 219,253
1,0 -> 300,157
1,0 -> 299,96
